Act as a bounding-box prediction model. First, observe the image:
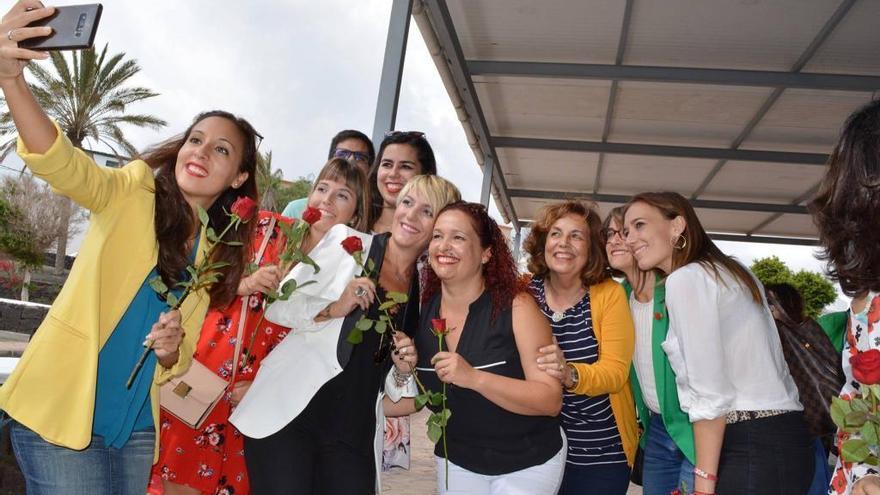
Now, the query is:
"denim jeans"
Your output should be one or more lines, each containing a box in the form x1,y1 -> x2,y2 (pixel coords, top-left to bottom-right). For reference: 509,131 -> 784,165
558,462 -> 630,495
10,420 -> 154,495
642,413 -> 694,495
716,411 -> 813,495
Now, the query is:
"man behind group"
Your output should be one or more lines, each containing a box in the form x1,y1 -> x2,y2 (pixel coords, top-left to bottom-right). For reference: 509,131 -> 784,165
282,129 -> 375,219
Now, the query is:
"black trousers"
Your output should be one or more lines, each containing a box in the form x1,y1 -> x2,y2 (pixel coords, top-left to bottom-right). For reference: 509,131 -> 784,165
716,411 -> 814,495
243,417 -> 375,495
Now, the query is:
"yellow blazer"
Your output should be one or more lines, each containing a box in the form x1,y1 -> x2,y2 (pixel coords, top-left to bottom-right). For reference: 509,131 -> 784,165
0,123 -> 209,459
568,278 -> 639,465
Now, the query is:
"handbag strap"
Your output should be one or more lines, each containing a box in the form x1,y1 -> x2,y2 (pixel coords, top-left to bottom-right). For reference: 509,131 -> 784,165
229,215 -> 277,385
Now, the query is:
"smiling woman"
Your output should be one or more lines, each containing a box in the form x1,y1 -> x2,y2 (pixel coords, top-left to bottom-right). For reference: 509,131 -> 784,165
524,201 -> 638,495
0,2 -> 259,492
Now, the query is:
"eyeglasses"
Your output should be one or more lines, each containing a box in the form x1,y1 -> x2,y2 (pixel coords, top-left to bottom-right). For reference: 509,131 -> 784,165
604,228 -> 624,243
333,148 -> 371,164
383,130 -> 426,140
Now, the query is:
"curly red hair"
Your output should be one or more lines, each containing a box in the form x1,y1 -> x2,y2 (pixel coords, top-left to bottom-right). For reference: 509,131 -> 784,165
422,202 -> 524,320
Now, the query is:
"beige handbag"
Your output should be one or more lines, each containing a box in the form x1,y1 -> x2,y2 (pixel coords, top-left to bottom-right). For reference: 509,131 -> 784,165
159,216 -> 276,429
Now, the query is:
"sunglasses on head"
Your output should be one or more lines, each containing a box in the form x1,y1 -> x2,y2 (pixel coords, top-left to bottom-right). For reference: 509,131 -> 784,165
383,130 -> 426,140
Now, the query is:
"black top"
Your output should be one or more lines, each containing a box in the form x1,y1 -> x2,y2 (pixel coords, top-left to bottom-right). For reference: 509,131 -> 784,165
295,233 -> 419,455
416,291 -> 562,475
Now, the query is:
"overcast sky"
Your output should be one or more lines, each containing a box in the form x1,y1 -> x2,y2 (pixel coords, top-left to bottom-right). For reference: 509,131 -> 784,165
0,1 -> 849,309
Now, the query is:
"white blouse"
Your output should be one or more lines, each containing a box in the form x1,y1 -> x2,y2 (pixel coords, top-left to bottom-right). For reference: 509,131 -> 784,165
630,293 -> 661,414
662,262 -> 802,422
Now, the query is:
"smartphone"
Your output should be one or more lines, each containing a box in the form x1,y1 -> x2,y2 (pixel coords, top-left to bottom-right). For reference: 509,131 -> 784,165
19,4 -> 103,51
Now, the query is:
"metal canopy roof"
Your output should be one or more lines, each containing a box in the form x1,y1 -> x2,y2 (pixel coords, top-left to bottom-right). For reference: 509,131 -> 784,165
413,0 -> 880,245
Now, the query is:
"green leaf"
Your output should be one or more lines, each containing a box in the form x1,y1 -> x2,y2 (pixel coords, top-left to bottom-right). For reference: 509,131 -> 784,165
388,291 -> 408,304
852,398 -> 871,413
346,328 -> 363,345
375,320 -> 387,334
301,254 -> 320,273
427,422 -> 442,444
846,410 -> 869,428
165,292 -> 179,308
378,300 -> 398,311
861,421 -> 879,445
246,262 -> 259,274
870,384 -> 880,402
356,317 -> 374,331
414,394 -> 429,410
206,227 -> 218,243
429,392 -> 443,407
224,240 -> 244,247
280,279 -> 298,298
366,258 -> 375,273
298,280 -> 317,290
831,397 -> 853,428
197,206 -> 209,226
148,276 -> 168,295
842,438 -> 871,463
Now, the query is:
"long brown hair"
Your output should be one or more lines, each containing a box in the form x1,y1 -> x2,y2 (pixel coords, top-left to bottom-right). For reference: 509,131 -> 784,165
367,132 -> 437,231
141,110 -> 259,309
808,99 -> 880,297
626,192 -> 762,303
522,200 -> 608,287
311,157 -> 370,232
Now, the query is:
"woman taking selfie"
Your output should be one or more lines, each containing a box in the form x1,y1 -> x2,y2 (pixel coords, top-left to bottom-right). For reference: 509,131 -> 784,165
231,175 -> 460,494
622,192 -> 812,495
809,99 -> 880,495
525,201 -> 638,494
603,206 -> 696,495
153,157 -> 369,495
0,2 -> 259,493
387,202 -> 564,494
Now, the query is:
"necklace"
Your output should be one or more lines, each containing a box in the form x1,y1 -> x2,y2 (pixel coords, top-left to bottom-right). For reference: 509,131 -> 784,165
547,283 -> 586,323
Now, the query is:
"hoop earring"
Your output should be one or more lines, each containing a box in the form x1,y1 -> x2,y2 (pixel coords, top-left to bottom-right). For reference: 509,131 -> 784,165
673,234 -> 687,250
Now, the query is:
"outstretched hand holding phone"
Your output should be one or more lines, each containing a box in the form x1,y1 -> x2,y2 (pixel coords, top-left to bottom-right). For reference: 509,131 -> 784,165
0,1 -> 54,80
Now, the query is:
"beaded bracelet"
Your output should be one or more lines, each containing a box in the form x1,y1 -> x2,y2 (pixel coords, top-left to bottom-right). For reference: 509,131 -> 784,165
392,367 -> 413,388
693,467 -> 718,482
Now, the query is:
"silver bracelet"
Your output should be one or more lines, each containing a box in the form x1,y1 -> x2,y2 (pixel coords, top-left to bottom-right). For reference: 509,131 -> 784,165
392,367 -> 413,388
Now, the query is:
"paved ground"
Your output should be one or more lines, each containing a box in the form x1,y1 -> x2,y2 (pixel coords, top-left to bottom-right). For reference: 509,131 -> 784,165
383,409 -> 643,494
0,331 -> 27,358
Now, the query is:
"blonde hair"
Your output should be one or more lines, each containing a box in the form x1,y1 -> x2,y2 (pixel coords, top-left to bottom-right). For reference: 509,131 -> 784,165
397,175 -> 461,215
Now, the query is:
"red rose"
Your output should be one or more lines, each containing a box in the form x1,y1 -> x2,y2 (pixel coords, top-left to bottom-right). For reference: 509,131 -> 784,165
230,196 -> 257,222
341,236 -> 363,255
850,349 -> 880,385
301,206 -> 322,225
431,318 -> 448,335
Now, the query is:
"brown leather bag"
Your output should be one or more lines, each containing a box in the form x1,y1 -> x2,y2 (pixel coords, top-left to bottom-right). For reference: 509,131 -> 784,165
159,216 -> 275,429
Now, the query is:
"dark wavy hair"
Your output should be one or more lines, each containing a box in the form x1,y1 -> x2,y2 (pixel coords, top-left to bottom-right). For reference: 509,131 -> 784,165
765,282 -> 806,326
626,192 -> 762,304
327,129 -> 375,165
367,132 -> 437,230
522,200 -> 608,287
808,99 -> 880,297
422,202 -> 522,321
141,110 -> 259,309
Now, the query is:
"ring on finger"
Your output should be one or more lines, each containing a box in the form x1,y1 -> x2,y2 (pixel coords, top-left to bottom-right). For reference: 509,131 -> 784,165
354,286 -> 367,297
6,29 -> 15,42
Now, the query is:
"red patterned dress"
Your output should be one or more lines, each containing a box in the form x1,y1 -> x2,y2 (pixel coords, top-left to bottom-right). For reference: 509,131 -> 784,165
149,211 -> 293,495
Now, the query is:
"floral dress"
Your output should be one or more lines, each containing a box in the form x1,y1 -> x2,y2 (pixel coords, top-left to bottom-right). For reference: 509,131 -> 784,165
149,212 -> 293,495
830,292 -> 880,495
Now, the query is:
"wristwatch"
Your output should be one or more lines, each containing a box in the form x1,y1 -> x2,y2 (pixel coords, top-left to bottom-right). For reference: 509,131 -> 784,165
565,362 -> 579,391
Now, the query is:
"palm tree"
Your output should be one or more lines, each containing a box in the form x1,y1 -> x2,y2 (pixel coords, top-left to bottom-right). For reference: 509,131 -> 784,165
0,44 -> 167,274
256,150 -> 285,212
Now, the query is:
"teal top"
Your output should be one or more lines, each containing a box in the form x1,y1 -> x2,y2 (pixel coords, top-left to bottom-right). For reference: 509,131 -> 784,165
92,267 -> 164,447
281,197 -> 307,220
817,310 -> 848,354
624,277 -> 695,463
92,241 -> 196,448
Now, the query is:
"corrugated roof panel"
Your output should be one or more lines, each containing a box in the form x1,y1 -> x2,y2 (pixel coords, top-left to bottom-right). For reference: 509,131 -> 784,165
700,161 -> 824,204
624,0 -> 840,70
599,154 -> 715,197
497,148 -> 598,192
610,81 -> 773,147
754,213 -> 819,238
804,0 -> 880,76
448,0 -> 625,64
474,76 -> 611,140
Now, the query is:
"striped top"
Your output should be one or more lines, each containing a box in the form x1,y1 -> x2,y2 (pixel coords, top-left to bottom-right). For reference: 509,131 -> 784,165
530,277 -> 627,467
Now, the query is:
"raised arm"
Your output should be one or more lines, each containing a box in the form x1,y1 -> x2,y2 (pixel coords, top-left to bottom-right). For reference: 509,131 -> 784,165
0,1 -> 58,152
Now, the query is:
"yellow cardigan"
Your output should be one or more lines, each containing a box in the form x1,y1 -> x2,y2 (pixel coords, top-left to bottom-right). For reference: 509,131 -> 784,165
568,278 -> 639,465
0,124 -> 209,460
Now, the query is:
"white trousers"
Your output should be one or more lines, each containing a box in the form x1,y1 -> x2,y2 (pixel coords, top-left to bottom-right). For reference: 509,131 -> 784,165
435,432 -> 567,495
